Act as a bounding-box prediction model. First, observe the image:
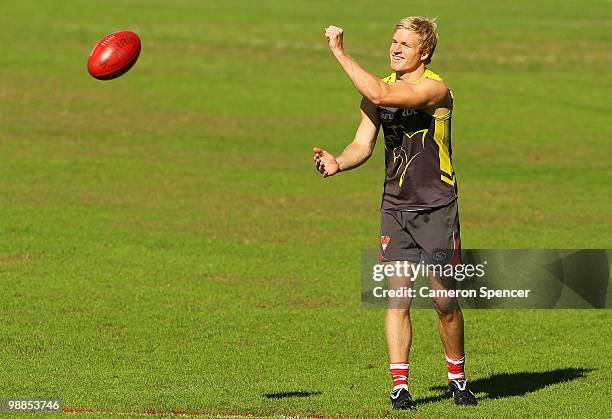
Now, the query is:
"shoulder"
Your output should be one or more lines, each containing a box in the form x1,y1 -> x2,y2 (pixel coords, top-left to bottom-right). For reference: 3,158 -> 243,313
417,76 -> 448,90
397,76 -> 449,100
408,70 -> 452,111
420,70 -> 449,94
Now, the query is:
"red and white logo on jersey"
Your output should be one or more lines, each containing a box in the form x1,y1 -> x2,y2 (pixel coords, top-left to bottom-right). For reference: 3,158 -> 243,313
380,235 -> 391,251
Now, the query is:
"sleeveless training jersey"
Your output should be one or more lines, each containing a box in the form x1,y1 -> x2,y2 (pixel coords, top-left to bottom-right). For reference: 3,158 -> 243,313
378,69 -> 457,210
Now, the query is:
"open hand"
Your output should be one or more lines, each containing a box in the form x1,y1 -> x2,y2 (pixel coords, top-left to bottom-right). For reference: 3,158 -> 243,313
313,147 -> 340,178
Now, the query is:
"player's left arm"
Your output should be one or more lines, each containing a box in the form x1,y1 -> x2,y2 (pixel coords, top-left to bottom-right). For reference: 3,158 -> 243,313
324,26 -> 448,109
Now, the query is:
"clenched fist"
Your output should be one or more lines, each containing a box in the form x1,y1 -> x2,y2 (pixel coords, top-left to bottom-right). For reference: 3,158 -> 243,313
324,26 -> 345,55
313,147 -> 340,178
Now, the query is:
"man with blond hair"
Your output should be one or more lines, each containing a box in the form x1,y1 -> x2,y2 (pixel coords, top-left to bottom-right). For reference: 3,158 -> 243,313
313,17 -> 477,409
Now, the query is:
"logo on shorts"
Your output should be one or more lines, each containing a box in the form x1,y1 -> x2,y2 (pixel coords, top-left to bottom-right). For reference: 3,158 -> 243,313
433,250 -> 447,262
381,236 -> 391,251
430,249 -> 454,265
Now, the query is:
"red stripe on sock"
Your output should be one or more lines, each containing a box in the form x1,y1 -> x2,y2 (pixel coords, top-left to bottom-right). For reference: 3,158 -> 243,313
446,354 -> 465,382
389,361 -> 409,388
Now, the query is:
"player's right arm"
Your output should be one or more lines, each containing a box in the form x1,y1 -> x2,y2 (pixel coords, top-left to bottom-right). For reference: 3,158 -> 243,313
313,97 -> 380,177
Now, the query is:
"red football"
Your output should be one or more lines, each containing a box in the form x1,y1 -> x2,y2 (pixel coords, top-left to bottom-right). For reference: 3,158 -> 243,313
87,31 -> 141,80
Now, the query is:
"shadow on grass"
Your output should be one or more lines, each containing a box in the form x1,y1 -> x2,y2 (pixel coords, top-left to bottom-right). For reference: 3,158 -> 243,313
417,367 -> 593,404
263,390 -> 323,399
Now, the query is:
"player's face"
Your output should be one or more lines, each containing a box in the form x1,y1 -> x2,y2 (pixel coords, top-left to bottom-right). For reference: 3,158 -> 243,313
389,29 -> 428,74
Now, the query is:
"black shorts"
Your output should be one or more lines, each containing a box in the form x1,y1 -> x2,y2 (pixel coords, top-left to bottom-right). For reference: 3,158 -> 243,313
378,199 -> 461,265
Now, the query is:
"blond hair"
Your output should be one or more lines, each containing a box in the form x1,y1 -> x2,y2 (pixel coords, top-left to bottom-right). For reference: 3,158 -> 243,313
394,16 -> 438,64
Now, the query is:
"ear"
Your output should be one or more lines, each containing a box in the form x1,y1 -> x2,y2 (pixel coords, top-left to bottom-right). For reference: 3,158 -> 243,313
420,49 -> 430,62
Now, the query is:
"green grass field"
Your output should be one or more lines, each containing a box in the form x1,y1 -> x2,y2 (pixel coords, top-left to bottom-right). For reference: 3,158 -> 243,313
1,0 -> 611,417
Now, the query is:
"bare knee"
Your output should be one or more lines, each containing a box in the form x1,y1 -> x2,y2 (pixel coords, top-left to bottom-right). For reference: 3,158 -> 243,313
387,308 -> 410,319
432,298 -> 460,320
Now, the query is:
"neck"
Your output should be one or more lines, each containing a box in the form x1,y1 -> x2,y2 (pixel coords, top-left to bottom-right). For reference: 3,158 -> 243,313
396,64 -> 426,82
